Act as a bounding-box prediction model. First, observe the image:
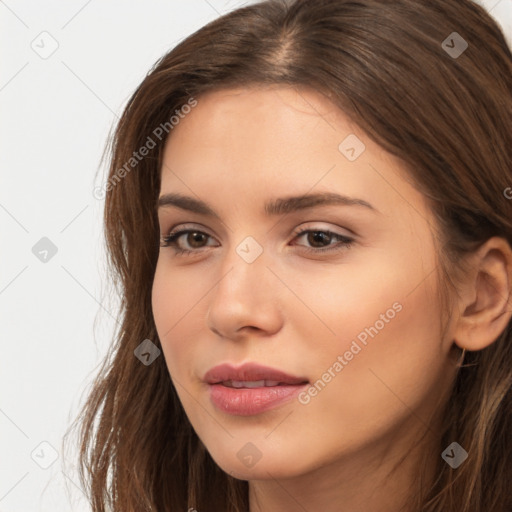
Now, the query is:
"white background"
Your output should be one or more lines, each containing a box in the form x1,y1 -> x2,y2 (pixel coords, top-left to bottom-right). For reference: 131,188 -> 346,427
1,1 -> 510,510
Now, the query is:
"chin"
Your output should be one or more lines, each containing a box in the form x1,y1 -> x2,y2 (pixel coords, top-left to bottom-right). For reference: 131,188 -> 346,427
208,448 -> 313,481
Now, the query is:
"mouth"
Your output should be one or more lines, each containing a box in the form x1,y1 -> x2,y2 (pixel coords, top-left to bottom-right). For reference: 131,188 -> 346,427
220,379 -> 294,388
203,362 -> 308,385
203,362 -> 309,416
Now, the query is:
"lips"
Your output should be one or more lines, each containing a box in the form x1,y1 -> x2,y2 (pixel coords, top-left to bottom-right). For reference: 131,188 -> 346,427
203,362 -> 309,416
203,362 -> 308,386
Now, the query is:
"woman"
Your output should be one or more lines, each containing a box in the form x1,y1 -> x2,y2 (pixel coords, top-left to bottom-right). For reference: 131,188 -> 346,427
69,0 -> 512,510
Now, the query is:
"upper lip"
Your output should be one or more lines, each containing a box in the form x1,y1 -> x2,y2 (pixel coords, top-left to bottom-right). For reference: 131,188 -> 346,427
203,362 -> 309,385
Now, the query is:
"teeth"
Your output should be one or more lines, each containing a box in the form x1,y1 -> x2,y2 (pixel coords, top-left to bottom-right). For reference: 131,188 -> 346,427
222,380 -> 282,388
232,380 -> 264,388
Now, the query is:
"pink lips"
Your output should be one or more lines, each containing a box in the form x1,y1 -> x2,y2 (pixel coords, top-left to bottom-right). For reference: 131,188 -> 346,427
203,362 -> 309,416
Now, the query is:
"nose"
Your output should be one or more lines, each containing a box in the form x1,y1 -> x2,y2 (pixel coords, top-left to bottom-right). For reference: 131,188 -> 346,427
206,244 -> 283,341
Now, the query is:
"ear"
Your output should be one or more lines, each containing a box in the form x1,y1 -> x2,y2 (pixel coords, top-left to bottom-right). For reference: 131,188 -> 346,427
453,236 -> 512,352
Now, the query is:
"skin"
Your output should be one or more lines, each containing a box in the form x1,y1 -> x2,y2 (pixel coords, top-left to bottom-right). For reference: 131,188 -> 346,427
151,85 -> 512,512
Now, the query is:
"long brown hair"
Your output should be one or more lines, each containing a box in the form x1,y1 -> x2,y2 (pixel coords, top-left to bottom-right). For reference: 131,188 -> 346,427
65,0 -> 512,510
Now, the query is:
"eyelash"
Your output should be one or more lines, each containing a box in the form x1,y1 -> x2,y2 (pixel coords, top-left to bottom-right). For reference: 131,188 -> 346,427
159,226 -> 355,256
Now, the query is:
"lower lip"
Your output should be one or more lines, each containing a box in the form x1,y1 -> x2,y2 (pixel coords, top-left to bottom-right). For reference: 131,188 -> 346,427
208,383 -> 309,416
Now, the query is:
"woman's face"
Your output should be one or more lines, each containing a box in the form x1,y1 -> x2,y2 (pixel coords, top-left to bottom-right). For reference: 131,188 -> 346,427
152,86 -> 458,481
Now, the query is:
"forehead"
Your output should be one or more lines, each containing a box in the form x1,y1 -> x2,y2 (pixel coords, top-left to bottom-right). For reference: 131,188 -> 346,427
164,85 -> 347,150
159,86 -> 431,225
161,86 -> 363,183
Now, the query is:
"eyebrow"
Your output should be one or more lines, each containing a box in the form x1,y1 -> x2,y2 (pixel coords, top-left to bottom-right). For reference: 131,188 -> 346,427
157,191 -> 379,218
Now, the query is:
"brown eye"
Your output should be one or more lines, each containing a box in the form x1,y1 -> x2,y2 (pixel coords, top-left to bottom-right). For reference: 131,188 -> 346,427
160,229 -> 218,254
185,231 -> 209,248
291,228 -> 355,254
305,231 -> 333,248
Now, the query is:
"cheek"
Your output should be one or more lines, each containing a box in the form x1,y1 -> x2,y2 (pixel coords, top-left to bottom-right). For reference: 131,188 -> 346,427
151,260 -> 209,378
290,241 -> 447,438
284,237 -> 440,353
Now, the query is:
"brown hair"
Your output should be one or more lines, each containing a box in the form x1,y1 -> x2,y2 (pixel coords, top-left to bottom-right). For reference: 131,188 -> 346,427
66,0 -> 512,510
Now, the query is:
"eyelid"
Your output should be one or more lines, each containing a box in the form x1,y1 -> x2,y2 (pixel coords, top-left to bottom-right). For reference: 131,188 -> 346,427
290,222 -> 355,239
165,222 -> 214,237
163,221 -> 354,238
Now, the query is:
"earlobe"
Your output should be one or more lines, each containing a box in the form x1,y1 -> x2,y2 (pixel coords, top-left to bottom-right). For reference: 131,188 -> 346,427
453,237 -> 512,352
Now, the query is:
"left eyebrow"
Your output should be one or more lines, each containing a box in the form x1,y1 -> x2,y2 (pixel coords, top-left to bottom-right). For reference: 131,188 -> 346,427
157,191 -> 380,217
